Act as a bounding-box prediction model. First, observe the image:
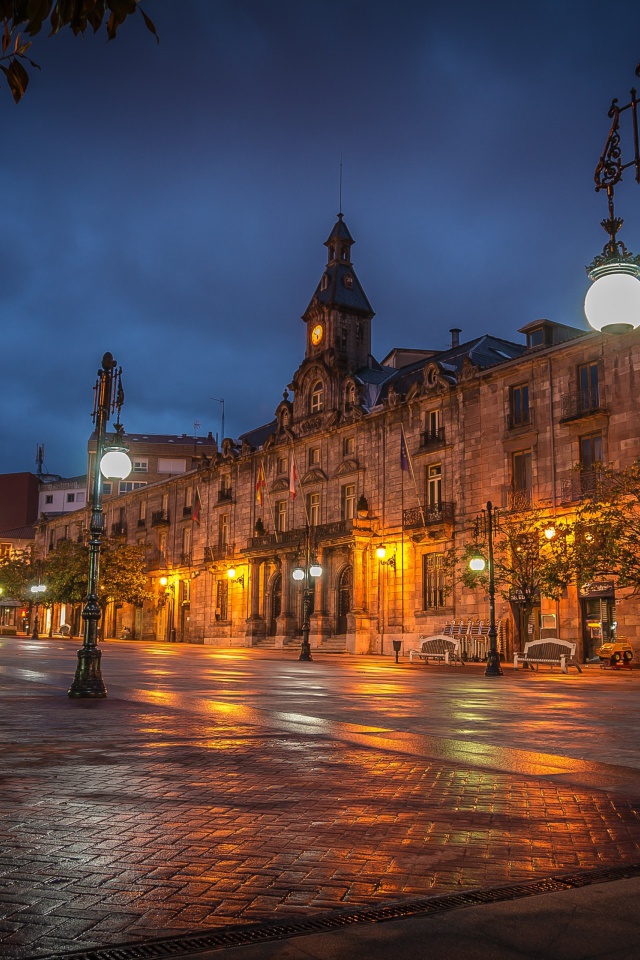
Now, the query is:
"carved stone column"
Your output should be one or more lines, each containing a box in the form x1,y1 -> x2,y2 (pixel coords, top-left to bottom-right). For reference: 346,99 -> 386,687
310,546 -> 333,647
275,553 -> 296,643
244,559 -> 266,643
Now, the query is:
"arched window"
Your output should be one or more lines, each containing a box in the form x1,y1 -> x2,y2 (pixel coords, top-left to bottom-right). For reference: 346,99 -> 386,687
310,380 -> 324,414
346,382 -> 356,406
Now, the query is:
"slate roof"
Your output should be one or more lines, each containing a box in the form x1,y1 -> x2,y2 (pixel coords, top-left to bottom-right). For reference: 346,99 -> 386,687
239,420 -> 278,449
325,213 -> 354,244
0,524 -> 35,539
304,262 -> 373,317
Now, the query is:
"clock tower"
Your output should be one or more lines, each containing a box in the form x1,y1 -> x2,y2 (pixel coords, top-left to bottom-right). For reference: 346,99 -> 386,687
302,213 -> 374,370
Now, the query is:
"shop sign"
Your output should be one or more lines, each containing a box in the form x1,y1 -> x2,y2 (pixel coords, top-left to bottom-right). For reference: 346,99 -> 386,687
579,581 -> 615,598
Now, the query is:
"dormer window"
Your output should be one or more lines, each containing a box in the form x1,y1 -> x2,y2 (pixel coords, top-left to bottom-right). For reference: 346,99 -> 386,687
320,273 -> 329,291
346,382 -> 356,405
310,380 -> 324,414
343,274 -> 353,289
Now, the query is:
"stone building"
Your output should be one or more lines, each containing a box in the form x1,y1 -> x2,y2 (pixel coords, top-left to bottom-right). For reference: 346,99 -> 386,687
35,214 -> 640,661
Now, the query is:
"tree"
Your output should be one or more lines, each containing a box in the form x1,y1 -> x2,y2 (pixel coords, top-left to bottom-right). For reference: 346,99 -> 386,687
0,549 -> 36,601
0,1 -> 157,104
574,461 -> 640,594
461,505 -> 573,650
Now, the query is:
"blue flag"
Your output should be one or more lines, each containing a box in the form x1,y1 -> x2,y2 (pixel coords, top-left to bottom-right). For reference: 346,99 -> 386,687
400,431 -> 410,472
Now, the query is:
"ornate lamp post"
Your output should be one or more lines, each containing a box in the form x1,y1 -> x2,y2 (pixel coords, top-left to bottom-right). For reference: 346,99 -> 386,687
468,501 -> 503,677
292,527 -> 322,662
585,84 -> 640,333
68,352 -> 132,699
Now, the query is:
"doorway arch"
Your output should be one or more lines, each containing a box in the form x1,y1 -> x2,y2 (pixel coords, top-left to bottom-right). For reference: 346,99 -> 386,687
336,564 -> 352,634
268,573 -> 282,636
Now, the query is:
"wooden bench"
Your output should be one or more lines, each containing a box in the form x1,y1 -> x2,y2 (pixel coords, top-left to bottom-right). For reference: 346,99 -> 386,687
409,635 -> 463,665
514,638 -> 582,674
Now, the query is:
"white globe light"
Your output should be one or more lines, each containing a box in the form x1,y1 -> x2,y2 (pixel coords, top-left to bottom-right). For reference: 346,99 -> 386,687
309,563 -> 322,578
100,448 -> 132,480
292,567 -> 305,581
584,271 -> 640,333
469,555 -> 486,572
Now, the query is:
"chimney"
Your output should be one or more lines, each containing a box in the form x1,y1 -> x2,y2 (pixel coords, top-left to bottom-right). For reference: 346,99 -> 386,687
450,328 -> 461,348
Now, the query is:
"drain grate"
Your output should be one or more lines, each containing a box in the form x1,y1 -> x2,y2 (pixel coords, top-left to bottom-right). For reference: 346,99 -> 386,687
31,861 -> 640,960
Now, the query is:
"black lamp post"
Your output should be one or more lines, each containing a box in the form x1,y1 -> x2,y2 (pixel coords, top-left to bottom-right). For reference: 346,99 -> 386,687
68,352 -> 131,699
30,573 -> 46,640
292,527 -> 321,662
584,83 -> 640,334
469,501 -> 503,678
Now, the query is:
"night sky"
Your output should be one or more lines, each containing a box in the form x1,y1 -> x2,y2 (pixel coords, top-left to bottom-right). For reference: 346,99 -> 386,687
3,0 -> 640,478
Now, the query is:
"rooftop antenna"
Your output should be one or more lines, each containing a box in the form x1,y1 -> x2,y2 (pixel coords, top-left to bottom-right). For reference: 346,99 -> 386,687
210,397 -> 225,446
193,419 -> 200,437
339,155 -> 343,216
35,443 -> 45,478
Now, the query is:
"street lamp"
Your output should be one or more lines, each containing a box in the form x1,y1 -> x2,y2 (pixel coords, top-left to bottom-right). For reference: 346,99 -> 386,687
227,567 -> 245,587
468,501 -> 503,677
585,84 -> 640,334
30,582 -> 46,639
292,526 -> 322,662
68,352 -> 131,699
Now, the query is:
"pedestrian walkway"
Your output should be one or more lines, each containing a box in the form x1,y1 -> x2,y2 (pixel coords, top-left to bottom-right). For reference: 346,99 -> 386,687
1,639 -> 639,959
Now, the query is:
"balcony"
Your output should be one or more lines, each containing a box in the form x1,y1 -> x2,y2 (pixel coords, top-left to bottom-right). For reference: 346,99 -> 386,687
179,551 -> 192,566
204,544 -> 235,562
218,486 -> 233,503
183,505 -> 192,518
403,502 -> 454,529
502,487 -> 533,511
560,387 -> 607,422
137,518 -> 146,529
560,470 -> 604,503
151,510 -> 170,527
111,522 -> 127,536
420,427 -> 445,449
246,521 -> 353,551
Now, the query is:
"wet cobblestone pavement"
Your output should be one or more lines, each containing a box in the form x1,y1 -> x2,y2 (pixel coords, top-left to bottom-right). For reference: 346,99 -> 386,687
1,639 -> 640,958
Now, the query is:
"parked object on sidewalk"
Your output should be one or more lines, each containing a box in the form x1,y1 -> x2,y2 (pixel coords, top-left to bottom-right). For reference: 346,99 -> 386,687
409,635 -> 464,665
120,626 -> 132,640
59,624 -> 71,637
514,638 -> 582,674
597,638 -> 634,668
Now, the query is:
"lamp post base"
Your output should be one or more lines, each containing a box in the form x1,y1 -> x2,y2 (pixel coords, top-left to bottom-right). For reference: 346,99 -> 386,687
299,640 -> 313,661
68,646 -> 107,698
484,651 -> 504,677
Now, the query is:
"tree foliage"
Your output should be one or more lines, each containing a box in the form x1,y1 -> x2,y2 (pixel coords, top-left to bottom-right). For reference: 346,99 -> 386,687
43,538 -> 88,605
574,461 -> 640,594
0,1 -> 157,104
98,537 -> 150,607
461,505 -> 573,645
0,550 -> 36,601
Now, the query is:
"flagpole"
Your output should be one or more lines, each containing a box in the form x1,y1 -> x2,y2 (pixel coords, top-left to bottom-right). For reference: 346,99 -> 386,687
401,452 -> 404,637
260,458 -> 279,542
401,423 -> 426,528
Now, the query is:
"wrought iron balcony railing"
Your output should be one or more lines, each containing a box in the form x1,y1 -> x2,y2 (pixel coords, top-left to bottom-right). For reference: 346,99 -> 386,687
218,487 -> 233,503
179,551 -> 192,566
420,427 -> 445,448
403,502 -> 454,529
111,522 -> 127,536
204,544 -> 235,562
560,387 -> 606,421
560,470 -> 603,503
151,510 -> 170,527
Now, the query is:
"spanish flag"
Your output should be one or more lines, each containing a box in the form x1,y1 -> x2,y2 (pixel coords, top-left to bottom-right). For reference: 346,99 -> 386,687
256,461 -> 266,505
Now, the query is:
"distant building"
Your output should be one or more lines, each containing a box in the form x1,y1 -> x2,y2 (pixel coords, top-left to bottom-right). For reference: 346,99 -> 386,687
0,472 -> 39,533
38,476 -> 87,517
35,214 -> 640,662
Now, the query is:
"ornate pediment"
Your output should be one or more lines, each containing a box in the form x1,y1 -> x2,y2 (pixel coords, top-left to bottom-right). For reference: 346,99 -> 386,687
301,467 -> 328,485
297,415 -> 325,435
271,477 -> 289,493
405,381 -> 423,402
334,458 -> 359,477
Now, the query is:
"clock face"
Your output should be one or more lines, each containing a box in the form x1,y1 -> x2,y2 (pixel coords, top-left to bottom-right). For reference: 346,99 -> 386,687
311,323 -> 324,346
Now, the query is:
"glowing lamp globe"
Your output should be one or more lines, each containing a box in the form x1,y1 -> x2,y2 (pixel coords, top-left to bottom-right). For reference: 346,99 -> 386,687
544,525 -> 556,540
469,553 -> 486,572
227,568 -> 237,580
309,562 -> 322,578
292,566 -> 305,581
376,545 -> 387,560
100,447 -> 132,480
584,269 -> 640,334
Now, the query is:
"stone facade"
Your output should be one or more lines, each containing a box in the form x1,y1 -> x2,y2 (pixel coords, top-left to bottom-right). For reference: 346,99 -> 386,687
35,216 -> 640,662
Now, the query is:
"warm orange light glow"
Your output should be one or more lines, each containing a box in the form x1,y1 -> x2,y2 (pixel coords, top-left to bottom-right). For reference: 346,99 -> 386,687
376,545 -> 387,560
159,576 -> 168,586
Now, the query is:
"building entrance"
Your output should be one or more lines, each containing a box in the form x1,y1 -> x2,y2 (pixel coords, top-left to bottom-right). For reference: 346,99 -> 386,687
336,565 -> 352,634
268,574 -> 282,636
580,586 -> 616,660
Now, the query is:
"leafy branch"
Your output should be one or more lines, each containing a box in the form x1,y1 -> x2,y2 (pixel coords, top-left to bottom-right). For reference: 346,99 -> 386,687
0,1 -> 158,104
